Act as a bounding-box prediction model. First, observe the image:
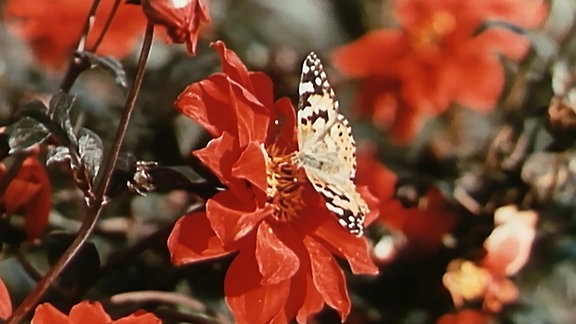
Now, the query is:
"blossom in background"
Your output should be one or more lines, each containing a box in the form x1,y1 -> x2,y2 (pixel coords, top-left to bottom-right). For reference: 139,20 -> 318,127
333,0 -> 547,143
442,205 -> 537,313
168,41 -> 378,323
4,0 -> 148,70
0,156 -> 51,241
356,145 -> 457,256
482,205 -> 538,277
437,309 -> 491,324
0,278 -> 11,320
31,301 -> 160,324
141,0 -> 211,55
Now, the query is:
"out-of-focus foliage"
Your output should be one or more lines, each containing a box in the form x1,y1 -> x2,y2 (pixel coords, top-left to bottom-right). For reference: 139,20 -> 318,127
0,0 -> 575,323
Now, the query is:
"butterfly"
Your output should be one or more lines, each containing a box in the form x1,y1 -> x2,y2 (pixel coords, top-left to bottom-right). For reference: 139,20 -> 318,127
294,52 -> 368,237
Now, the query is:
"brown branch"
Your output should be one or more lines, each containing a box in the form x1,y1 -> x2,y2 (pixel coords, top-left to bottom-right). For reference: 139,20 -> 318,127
6,22 -> 155,324
92,22 -> 155,202
111,290 -> 206,312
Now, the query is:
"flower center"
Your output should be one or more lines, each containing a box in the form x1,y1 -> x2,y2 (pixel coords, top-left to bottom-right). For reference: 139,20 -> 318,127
411,11 -> 456,47
263,145 -> 307,222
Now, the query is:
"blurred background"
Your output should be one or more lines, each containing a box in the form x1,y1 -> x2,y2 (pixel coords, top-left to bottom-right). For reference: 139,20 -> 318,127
0,0 -> 575,323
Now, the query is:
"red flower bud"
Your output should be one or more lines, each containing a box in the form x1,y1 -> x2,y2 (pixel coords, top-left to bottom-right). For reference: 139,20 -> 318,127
141,0 -> 211,55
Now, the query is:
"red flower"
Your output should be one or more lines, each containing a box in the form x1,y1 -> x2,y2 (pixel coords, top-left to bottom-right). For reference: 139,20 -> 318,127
0,156 -> 51,240
142,0 -> 211,55
333,0 -> 547,143
442,206 -> 535,313
482,205 -> 537,277
168,41 -> 378,323
4,0 -> 148,70
356,145 -> 457,255
437,309 -> 491,324
0,278 -> 11,320
31,301 -> 160,324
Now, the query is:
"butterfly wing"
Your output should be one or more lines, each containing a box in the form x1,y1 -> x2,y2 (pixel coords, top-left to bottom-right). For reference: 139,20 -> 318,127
296,52 -> 368,236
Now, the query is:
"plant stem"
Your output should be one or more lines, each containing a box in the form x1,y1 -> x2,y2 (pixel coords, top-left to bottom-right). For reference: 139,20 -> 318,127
93,22 -> 155,202
89,0 -> 123,53
60,0 -> 102,92
6,22 -> 155,324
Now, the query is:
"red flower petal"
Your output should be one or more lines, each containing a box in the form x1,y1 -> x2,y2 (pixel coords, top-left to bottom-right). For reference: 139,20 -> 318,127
32,303 -> 69,324
256,222 -> 300,285
113,311 -> 161,324
142,0 -> 211,55
475,0 -> 547,28
482,206 -> 537,276
0,278 -> 11,320
1,157 -> 52,240
206,191 -> 270,245
225,249 -> 290,324
212,41 -> 253,91
268,98 -> 298,152
4,0 -> 147,70
311,220 -> 378,275
437,309 -> 491,324
303,236 -> 351,320
231,141 -> 267,194
176,76 -> 270,145
473,28 -> 531,61
451,50 -> 504,112
68,301 -> 112,324
175,81 -> 227,137
332,30 -> 407,78
193,132 -> 237,184
167,211 -> 232,265
294,271 -> 325,324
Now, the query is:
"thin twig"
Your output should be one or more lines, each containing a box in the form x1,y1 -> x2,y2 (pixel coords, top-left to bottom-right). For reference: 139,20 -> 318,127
89,0 -> 123,53
60,0 -> 103,92
111,290 -> 206,312
93,22 -> 155,203
6,22 -> 155,324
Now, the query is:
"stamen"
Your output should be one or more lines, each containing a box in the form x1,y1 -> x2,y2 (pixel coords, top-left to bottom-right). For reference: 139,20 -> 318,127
263,145 -> 307,222
411,11 -> 456,47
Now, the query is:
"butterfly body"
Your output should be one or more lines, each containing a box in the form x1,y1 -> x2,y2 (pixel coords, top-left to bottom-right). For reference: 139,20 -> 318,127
294,52 -> 368,236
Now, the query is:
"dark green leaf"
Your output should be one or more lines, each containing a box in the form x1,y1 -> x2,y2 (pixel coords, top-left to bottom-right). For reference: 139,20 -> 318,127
78,128 -> 103,180
46,146 -> 71,167
49,91 -> 77,146
18,100 -> 48,119
5,117 -> 50,154
77,51 -> 128,89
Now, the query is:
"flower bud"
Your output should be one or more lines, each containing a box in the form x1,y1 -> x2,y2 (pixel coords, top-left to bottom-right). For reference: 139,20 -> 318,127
141,0 -> 210,55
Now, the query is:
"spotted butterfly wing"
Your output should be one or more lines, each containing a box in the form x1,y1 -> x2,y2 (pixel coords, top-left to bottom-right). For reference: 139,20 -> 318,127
295,52 -> 368,236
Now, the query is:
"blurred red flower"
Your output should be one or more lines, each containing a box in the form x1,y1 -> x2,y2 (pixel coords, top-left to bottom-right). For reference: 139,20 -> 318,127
142,0 -> 211,55
31,301 -> 160,324
0,278 -> 11,320
168,41 -> 378,323
333,0 -> 547,143
0,156 -> 51,240
437,309 -> 491,324
4,0 -> 148,70
442,205 -> 536,313
356,145 -> 457,256
482,205 -> 537,277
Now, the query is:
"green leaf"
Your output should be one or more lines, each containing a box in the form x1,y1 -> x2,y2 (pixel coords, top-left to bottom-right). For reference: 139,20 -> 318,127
78,128 -> 103,180
49,91 -> 77,147
5,117 -> 50,154
76,51 -> 128,90
46,146 -> 72,167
